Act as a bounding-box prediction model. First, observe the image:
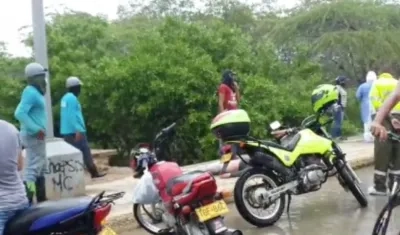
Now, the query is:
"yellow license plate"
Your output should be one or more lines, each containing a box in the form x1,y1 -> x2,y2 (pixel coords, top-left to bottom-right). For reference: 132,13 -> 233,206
100,226 -> 117,235
220,153 -> 232,163
195,200 -> 229,222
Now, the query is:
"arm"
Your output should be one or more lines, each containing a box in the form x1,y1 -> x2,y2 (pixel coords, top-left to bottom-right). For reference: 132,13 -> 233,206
369,82 -> 381,114
218,86 -> 226,113
14,89 -> 41,134
373,81 -> 400,124
234,82 -> 240,103
18,151 -> 24,171
356,85 -> 362,101
16,130 -> 23,171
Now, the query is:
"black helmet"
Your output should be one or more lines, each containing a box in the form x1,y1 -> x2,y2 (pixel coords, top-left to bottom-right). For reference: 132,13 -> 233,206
335,76 -> 347,85
222,69 -> 234,80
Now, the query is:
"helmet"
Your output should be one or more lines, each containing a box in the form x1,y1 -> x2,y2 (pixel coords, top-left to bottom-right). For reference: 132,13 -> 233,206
366,71 -> 377,82
311,84 -> 339,113
66,76 -> 83,88
25,62 -> 47,79
335,75 -> 347,85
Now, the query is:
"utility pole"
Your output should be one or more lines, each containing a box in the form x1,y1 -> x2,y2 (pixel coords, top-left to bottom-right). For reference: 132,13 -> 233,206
31,0 -> 54,137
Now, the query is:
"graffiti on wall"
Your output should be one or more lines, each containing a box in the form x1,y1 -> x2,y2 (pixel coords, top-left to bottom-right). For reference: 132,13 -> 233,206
44,159 -> 84,192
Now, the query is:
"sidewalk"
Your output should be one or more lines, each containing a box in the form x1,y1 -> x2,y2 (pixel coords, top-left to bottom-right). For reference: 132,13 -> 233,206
90,141 -> 374,228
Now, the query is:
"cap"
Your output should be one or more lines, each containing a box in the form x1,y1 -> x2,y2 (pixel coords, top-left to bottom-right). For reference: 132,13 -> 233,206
66,76 -> 83,88
25,62 -> 47,78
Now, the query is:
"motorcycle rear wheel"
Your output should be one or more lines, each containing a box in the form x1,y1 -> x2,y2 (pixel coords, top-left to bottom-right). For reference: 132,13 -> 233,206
233,168 -> 285,227
336,159 -> 368,207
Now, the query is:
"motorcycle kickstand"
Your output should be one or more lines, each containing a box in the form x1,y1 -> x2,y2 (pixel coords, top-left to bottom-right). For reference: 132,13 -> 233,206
286,193 -> 292,215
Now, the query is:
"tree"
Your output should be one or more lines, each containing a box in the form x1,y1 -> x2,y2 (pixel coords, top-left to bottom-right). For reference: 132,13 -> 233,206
4,0 -> 387,165
272,0 -> 400,80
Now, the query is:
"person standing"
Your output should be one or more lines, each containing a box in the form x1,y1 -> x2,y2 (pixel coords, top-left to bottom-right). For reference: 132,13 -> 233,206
60,76 -> 106,178
14,62 -> 48,204
331,76 -> 348,140
0,119 -> 29,234
368,68 -> 399,195
217,70 -> 245,178
218,69 -> 240,113
356,71 -> 377,142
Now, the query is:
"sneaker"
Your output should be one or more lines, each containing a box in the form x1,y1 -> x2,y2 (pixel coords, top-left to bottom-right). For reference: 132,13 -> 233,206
368,185 -> 388,196
91,172 -> 107,179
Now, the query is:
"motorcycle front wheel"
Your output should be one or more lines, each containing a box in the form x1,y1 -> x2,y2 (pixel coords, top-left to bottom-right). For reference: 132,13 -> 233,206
133,203 -> 167,235
335,159 -> 368,207
233,168 -> 285,227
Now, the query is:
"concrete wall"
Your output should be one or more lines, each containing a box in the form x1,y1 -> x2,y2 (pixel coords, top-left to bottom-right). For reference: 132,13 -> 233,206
22,138 -> 86,200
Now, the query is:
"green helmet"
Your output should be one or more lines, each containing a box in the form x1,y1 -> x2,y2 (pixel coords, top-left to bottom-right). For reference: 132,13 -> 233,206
311,84 -> 339,113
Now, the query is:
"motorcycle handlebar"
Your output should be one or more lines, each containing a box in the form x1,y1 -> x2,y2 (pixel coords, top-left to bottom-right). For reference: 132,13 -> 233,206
388,132 -> 400,142
154,122 -> 177,142
163,122 -> 177,133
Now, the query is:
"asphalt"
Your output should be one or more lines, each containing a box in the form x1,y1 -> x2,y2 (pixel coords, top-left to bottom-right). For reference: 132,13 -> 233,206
117,167 -> 400,235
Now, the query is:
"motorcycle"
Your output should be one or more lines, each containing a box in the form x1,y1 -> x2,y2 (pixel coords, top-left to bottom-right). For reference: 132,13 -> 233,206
210,109 -> 368,227
372,132 -> 400,235
4,191 -> 125,235
132,123 -> 242,235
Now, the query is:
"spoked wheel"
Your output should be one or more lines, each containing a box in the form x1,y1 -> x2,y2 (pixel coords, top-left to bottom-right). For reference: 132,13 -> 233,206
336,159 -> 368,207
233,168 -> 285,227
133,203 -> 168,234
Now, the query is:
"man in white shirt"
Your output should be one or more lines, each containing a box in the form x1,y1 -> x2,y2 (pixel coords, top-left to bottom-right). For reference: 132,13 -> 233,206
0,119 -> 29,234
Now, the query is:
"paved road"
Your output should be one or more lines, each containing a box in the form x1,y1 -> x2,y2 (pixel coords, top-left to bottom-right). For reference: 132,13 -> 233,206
118,167 -> 400,235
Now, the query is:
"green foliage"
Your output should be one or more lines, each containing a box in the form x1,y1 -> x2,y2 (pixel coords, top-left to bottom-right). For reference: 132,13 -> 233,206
1,0 -> 391,165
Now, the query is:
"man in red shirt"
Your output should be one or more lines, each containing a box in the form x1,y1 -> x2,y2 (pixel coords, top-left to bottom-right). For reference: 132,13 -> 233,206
218,70 -> 240,112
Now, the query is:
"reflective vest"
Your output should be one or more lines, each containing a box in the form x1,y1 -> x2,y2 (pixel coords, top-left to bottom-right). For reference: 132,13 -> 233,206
369,73 -> 400,114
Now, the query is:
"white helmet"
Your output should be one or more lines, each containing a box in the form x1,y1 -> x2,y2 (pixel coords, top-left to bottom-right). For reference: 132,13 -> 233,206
66,76 -> 83,88
25,62 -> 47,79
366,71 -> 377,82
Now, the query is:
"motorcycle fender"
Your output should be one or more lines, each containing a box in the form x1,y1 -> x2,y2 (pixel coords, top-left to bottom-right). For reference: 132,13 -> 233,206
205,217 -> 228,235
249,152 -> 292,177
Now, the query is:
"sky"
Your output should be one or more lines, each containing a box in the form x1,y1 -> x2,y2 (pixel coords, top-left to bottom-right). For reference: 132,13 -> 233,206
0,0 -> 298,57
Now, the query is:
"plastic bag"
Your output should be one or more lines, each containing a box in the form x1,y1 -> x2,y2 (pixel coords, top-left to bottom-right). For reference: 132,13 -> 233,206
132,169 -> 160,204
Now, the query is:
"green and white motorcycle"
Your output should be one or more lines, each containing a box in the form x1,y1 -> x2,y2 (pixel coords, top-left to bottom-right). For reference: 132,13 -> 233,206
210,109 -> 367,227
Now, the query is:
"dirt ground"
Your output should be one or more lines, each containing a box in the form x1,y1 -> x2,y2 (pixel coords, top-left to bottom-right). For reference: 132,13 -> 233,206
85,165 -> 133,185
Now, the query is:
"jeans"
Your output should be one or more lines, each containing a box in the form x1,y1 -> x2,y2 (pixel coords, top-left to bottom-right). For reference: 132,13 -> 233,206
0,203 -> 29,235
63,134 -> 98,177
331,109 -> 344,138
21,135 -> 47,183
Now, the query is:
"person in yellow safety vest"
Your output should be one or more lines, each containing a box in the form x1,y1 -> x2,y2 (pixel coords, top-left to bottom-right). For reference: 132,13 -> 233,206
368,69 -> 400,196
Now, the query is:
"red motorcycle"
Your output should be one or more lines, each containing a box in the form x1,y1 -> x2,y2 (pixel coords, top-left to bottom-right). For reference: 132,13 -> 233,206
132,123 -> 242,235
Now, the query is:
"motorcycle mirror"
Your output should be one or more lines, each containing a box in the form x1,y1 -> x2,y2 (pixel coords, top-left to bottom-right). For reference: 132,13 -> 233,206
269,121 -> 281,131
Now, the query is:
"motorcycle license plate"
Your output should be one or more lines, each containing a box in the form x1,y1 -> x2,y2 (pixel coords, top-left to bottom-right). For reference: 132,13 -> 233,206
195,200 -> 229,222
220,153 -> 232,163
100,226 -> 117,235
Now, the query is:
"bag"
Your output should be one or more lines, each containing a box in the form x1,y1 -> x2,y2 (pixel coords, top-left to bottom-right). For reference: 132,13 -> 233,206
132,169 -> 160,204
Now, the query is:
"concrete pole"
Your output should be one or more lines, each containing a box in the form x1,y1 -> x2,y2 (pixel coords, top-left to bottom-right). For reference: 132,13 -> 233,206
31,0 -> 54,137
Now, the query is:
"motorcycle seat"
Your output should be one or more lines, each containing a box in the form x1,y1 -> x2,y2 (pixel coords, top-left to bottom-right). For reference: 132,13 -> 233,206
261,133 -> 301,152
166,170 -> 211,196
4,196 -> 92,235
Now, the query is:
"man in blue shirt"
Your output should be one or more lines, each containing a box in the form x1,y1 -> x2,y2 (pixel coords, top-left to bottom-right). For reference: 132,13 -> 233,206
60,76 -> 106,178
14,62 -> 48,204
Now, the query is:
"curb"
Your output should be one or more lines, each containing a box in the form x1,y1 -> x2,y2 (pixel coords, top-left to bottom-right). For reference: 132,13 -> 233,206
108,155 -> 373,230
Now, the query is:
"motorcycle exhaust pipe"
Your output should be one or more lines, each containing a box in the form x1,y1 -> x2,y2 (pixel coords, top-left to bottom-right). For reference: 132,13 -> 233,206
224,229 -> 243,235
